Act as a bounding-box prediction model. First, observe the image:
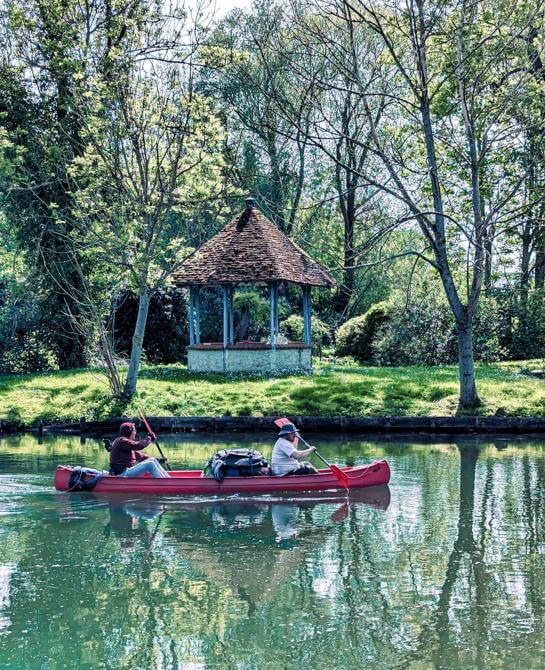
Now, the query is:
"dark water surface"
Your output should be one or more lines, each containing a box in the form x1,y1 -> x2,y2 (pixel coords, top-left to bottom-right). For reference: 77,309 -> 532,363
1,433 -> 545,669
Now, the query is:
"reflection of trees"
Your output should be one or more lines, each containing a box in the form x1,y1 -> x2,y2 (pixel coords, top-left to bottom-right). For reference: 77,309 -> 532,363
522,454 -> 545,620
406,442 -> 545,670
0,498 -> 239,669
431,446 -> 487,668
6,436 -> 545,669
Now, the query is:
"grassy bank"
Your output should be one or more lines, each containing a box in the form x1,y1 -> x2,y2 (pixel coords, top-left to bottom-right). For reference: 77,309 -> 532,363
0,359 -> 543,429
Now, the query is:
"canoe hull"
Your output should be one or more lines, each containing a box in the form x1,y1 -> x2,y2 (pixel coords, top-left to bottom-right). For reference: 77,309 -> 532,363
54,460 -> 390,495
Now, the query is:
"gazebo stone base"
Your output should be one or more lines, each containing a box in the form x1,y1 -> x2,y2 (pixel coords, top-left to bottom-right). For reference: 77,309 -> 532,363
188,344 -> 312,374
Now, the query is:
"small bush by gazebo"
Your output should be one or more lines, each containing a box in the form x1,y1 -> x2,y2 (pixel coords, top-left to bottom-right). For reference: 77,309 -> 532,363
172,198 -> 335,374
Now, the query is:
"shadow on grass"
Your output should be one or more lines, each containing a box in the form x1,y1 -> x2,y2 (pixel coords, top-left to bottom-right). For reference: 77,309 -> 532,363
138,365 -> 312,386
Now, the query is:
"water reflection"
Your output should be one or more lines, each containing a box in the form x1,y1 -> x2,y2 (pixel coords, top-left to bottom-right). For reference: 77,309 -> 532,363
64,486 -> 391,545
2,435 -> 545,669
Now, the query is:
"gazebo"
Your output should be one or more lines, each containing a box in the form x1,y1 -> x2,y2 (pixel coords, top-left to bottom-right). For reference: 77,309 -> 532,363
172,198 -> 335,374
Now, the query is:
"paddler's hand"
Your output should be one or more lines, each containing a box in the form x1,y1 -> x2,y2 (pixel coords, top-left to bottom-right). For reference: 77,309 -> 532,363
158,457 -> 168,465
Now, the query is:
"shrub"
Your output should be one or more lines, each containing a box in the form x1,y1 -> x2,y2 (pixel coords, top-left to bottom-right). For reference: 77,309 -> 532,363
496,289 -> 545,359
280,313 -> 331,347
0,280 -> 58,374
0,331 -> 57,374
114,289 -> 188,364
372,302 -> 457,366
335,302 -> 390,362
234,290 -> 271,341
372,296 -> 514,367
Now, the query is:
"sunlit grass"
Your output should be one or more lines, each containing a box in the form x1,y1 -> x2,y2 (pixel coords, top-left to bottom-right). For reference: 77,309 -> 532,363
0,359 -> 543,428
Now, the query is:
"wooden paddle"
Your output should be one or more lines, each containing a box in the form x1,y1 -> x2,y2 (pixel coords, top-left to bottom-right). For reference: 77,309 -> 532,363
137,409 -> 168,464
274,418 -> 349,488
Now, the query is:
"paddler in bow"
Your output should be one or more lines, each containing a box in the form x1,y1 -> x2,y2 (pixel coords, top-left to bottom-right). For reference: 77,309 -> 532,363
109,421 -> 170,478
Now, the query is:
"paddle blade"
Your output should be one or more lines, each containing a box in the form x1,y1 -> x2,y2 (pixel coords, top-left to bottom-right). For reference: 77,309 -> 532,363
329,464 -> 349,489
274,417 -> 292,428
330,502 -> 349,523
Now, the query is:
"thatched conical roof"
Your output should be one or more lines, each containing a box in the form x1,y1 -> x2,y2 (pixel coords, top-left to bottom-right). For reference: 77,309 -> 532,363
172,200 -> 335,288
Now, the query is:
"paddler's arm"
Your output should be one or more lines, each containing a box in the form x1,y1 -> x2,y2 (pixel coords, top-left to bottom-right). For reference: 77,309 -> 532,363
292,446 -> 316,459
133,436 -> 154,459
134,436 -> 154,450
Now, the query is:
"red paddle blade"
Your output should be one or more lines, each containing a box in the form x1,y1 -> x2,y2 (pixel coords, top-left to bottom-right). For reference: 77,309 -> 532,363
329,464 -> 349,488
274,417 -> 291,428
330,502 -> 349,523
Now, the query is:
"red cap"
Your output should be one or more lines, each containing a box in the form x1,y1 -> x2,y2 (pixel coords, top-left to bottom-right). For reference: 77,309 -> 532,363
119,422 -> 136,438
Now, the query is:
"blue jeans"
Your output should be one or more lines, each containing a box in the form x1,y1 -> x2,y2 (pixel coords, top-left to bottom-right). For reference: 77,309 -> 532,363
121,459 -> 170,478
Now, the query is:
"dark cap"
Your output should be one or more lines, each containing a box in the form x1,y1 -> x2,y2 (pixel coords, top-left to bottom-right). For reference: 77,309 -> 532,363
278,422 -> 297,436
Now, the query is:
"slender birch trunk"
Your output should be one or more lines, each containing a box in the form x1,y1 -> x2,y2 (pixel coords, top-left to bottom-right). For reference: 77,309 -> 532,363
124,290 -> 150,398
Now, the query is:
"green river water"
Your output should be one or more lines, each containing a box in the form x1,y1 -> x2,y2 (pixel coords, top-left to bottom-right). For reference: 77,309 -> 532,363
0,433 -> 545,669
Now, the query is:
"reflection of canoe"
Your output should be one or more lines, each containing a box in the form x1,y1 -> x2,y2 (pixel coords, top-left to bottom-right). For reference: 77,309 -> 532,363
54,460 -> 390,495
67,485 -> 391,514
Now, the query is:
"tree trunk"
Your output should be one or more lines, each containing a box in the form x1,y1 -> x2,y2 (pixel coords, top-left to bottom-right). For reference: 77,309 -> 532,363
483,219 -> 494,289
521,220 -> 532,298
265,126 -> 287,232
342,198 -> 356,311
124,290 -> 150,398
457,321 -> 481,408
536,245 -> 545,289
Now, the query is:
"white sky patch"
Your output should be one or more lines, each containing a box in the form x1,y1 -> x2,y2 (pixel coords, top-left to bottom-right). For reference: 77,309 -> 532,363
189,0 -> 252,21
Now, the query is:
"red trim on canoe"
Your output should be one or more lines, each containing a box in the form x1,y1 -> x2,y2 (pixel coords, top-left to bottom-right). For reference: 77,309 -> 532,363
53,460 -> 390,495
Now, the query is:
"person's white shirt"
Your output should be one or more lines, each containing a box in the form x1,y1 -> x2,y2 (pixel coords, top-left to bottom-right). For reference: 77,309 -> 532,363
271,437 -> 300,476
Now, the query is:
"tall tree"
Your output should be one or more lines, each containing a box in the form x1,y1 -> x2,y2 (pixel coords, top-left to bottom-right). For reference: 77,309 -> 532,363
202,0 -> 314,235
71,58 -> 226,397
287,0 -> 544,406
0,0 -> 167,367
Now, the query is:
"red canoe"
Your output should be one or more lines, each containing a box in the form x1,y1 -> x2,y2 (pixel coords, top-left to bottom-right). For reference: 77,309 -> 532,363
54,460 -> 390,495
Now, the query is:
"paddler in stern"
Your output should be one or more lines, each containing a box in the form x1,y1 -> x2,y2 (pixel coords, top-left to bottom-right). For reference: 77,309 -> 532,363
109,422 -> 170,478
271,422 -> 318,476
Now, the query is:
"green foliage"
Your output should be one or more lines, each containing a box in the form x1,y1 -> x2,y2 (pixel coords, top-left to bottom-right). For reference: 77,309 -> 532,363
373,301 -> 456,366
0,281 -> 58,375
373,292 -> 545,367
279,314 -> 331,347
0,0 -> 544,395
335,303 -> 390,362
496,290 -> 545,359
113,289 -> 188,364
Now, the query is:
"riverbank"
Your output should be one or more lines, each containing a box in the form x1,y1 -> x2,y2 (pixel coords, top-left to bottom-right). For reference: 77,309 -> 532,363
0,359 -> 543,430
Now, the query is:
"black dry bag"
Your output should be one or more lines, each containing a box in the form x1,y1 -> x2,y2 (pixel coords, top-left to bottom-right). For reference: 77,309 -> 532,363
67,466 -> 103,492
205,449 -> 269,482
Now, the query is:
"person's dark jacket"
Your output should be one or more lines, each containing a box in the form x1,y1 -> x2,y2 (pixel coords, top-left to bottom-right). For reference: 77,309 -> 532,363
109,436 -> 152,475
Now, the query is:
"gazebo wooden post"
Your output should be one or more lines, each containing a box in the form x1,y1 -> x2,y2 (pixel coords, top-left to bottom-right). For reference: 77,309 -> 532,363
194,286 -> 201,344
222,285 -> 229,348
188,286 -> 195,346
269,283 -> 277,349
228,285 -> 235,346
303,286 -> 312,345
222,285 -> 229,372
274,283 -> 279,337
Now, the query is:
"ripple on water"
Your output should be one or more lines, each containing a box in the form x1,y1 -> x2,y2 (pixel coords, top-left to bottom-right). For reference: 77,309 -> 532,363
0,475 -> 56,517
